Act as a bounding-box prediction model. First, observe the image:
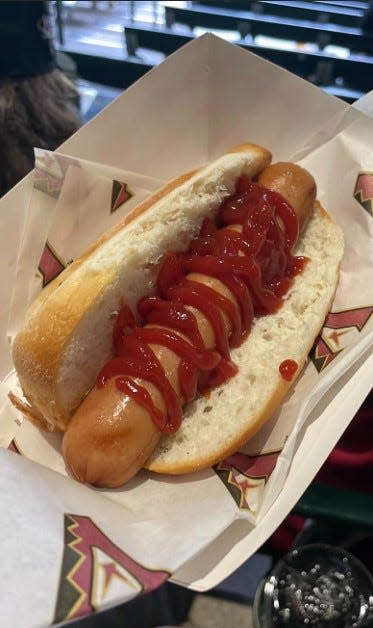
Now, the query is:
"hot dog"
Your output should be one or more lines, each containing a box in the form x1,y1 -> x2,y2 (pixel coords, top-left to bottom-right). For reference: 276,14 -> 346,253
10,144 -> 344,488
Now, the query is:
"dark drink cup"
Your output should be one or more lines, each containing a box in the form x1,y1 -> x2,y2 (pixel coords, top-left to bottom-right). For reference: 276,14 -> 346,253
253,544 -> 373,627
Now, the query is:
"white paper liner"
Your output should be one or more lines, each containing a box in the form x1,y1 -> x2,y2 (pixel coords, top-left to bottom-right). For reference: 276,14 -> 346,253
4,142 -> 372,526
0,35 -> 372,625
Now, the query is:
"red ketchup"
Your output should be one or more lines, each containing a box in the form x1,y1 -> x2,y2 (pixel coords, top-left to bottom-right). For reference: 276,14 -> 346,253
279,359 -> 299,381
98,175 -> 307,433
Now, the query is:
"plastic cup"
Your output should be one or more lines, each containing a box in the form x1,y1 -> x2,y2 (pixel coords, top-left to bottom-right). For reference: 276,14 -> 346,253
253,544 -> 373,627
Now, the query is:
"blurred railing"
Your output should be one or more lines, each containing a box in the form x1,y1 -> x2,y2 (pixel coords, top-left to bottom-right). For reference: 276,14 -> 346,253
54,0 -> 373,102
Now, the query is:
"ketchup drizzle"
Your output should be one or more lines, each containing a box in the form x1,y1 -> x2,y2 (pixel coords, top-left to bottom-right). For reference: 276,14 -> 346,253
97,177 -> 307,433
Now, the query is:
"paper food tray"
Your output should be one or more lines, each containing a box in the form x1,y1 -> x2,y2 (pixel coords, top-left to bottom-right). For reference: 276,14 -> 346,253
0,35 -> 372,627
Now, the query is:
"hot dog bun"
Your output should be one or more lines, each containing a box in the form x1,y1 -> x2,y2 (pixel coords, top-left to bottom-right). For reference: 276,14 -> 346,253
11,143 -> 272,431
11,143 -> 344,485
145,202 -> 343,474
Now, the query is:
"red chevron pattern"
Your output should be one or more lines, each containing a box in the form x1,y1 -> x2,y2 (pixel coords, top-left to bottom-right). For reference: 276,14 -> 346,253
38,241 -> 66,287
310,306 -> 373,372
54,513 -> 169,622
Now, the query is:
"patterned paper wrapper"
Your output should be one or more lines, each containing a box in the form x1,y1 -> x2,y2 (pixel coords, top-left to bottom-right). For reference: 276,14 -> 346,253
0,44 -> 373,624
5,145 -> 371,517
0,134 -> 372,617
